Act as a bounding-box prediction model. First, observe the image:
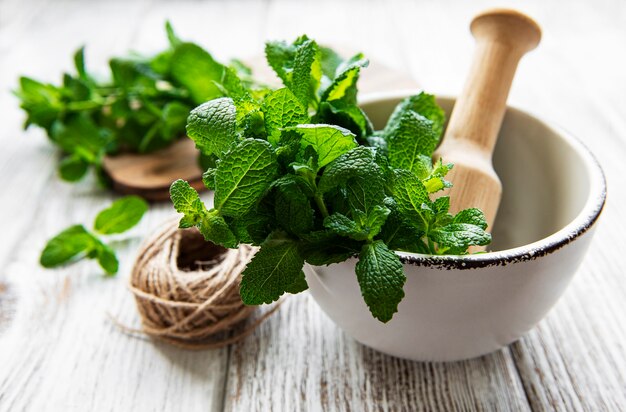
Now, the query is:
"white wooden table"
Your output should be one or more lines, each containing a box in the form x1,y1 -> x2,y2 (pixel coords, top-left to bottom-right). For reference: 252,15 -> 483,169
1,0 -> 625,410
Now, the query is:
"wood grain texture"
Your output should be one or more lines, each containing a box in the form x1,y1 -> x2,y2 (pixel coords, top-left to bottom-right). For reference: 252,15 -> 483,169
1,0 -> 625,411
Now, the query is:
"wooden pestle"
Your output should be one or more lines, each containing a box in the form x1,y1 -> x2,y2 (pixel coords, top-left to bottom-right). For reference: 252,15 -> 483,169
434,9 -> 541,232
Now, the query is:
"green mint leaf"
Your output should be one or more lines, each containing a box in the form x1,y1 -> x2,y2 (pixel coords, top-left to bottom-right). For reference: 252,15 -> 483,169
109,57 -> 157,90
452,208 -> 488,230
51,114 -> 112,163
261,87 -> 308,145
321,56 -> 368,103
171,43 -> 225,104
170,179 -> 209,228
214,139 -> 278,217
324,213 -> 368,241
265,36 -> 321,108
220,67 -> 250,100
58,155 -> 89,182
198,210 -> 238,248
283,275 -> 309,294
15,77 -> 63,131
161,101 -> 191,140
186,97 -> 237,157
316,100 -> 373,138
239,236 -> 306,304
385,92 -> 445,138
40,225 -> 95,268
73,47 -> 89,82
432,196 -> 450,216
228,200 -> 275,246
202,168 -> 216,190
265,40 -> 295,84
386,111 -> 439,174
318,146 -> 379,193
429,223 -> 491,251
292,37 -> 321,108
299,230 -> 360,266
423,159 -> 454,193
380,198 -> 427,253
273,175 -> 314,235
165,21 -> 182,47
355,240 -> 406,323
288,124 -> 357,169
319,46 -> 343,79
391,170 -> 430,232
345,175 -> 386,217
93,195 -> 149,235
93,240 -> 119,275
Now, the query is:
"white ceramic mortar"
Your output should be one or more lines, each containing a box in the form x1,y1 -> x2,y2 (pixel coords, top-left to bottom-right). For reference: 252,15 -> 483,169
304,92 -> 606,362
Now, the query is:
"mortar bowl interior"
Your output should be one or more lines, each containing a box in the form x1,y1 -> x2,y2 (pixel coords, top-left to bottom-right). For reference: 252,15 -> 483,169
303,91 -> 606,362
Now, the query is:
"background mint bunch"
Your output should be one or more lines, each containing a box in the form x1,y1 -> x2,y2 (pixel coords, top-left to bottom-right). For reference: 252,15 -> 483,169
171,35 -> 491,322
15,22 -> 264,184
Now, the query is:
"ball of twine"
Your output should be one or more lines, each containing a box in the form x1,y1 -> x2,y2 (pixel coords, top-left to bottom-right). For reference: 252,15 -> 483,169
128,218 -> 278,349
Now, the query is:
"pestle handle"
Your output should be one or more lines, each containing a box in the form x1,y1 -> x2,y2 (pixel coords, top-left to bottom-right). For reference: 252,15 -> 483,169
435,9 -> 541,231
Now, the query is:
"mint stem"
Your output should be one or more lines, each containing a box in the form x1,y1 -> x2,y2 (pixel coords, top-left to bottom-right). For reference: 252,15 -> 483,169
314,194 -> 329,218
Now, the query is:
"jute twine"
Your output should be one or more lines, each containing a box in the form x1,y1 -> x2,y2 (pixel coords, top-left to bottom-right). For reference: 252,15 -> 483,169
127,218 -> 279,350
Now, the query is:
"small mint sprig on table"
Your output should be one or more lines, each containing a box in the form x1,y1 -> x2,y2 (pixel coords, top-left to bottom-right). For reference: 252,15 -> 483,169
170,35 -> 491,323
40,196 -> 148,275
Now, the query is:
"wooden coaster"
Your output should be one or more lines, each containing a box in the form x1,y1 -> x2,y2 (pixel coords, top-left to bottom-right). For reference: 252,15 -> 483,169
103,53 -> 419,201
102,139 -> 205,201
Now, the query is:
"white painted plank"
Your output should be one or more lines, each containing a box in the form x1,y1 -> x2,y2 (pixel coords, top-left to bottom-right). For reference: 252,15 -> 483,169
224,293 -> 531,412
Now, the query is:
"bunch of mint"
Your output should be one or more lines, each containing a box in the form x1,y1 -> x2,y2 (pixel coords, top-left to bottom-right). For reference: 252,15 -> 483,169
15,22 -> 262,184
171,35 -> 491,322
40,196 -> 148,275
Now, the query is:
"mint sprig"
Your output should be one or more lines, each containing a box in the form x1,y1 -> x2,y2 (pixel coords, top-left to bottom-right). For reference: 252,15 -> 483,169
170,36 -> 492,322
40,196 -> 148,275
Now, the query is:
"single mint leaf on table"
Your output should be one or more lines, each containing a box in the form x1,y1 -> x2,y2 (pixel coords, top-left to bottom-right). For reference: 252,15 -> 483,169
40,224 -> 120,275
94,195 -> 149,235
40,225 -> 95,268
186,97 -> 237,157
214,139 -> 279,218
239,236 -> 307,305
355,240 -> 406,323
92,240 -> 119,275
170,179 -> 208,228
261,87 -> 309,145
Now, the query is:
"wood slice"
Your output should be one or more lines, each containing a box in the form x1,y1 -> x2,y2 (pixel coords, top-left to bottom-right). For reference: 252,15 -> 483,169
103,52 -> 419,201
102,139 -> 204,201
